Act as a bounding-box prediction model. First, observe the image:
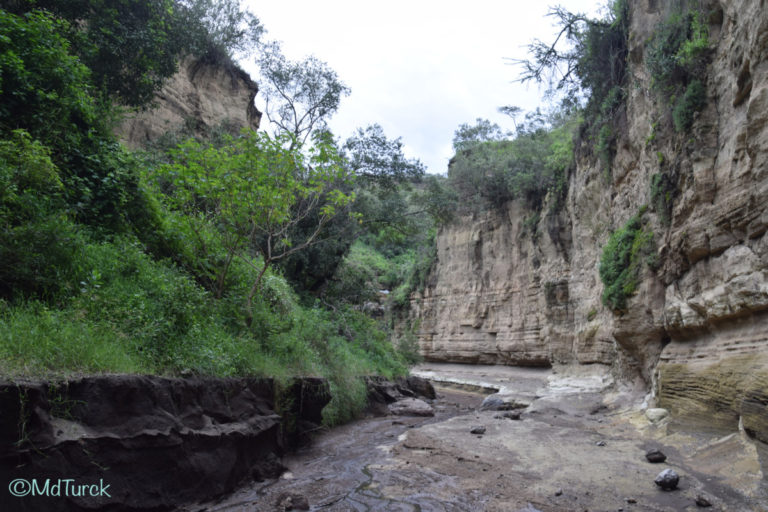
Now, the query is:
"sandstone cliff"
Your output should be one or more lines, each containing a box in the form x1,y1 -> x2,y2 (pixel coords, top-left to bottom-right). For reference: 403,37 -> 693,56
118,56 -> 260,147
410,0 -> 768,441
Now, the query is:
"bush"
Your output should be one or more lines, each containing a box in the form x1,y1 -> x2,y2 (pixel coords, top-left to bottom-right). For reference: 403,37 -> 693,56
673,79 -> 707,132
598,211 -> 655,312
650,171 -> 677,225
646,7 -> 710,133
447,106 -> 578,213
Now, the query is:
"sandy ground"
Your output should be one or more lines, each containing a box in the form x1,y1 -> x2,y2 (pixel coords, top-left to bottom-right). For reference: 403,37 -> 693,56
184,364 -> 768,512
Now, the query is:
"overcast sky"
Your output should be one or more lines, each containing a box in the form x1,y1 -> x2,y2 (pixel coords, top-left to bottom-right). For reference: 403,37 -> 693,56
242,1 -> 604,174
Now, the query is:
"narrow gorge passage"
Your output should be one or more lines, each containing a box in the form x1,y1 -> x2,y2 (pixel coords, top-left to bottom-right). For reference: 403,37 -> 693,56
182,365 -> 768,512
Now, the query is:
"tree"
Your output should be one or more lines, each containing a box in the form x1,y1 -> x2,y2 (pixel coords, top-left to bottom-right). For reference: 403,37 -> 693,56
508,1 -> 629,110
343,124 -> 426,188
156,130 -> 356,323
257,42 -> 350,147
175,0 -> 263,61
452,118 -> 509,153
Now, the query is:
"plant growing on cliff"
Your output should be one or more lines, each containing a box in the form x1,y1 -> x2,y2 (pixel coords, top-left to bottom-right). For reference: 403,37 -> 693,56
598,210 -> 656,312
447,105 -> 579,213
511,0 -> 629,171
646,6 -> 711,132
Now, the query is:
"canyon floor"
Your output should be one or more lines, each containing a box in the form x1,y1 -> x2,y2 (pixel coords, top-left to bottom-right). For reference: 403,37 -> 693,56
183,364 -> 768,512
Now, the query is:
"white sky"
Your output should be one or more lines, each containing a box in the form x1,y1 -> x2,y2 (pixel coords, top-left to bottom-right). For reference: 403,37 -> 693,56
242,1 -> 604,174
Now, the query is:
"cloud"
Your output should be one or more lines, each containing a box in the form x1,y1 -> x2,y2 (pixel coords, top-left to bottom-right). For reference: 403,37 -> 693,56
243,0 -> 603,174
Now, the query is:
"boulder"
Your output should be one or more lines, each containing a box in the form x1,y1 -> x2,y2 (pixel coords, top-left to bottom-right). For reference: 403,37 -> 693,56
654,469 -> 679,491
388,398 -> 435,417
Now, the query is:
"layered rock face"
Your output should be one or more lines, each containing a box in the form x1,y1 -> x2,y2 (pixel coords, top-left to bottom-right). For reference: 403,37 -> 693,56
410,0 -> 768,440
118,56 -> 260,147
0,376 -> 330,511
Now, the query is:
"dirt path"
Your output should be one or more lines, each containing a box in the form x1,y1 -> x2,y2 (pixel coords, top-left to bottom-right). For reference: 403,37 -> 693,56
183,364 -> 768,512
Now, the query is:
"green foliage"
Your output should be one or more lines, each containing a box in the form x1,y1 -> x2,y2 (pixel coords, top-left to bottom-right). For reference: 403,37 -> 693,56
598,211 -> 656,312
0,10 -> 99,148
344,124 -> 426,187
650,170 -> 677,225
149,129 -> 355,319
258,42 -> 350,146
452,118 -> 509,153
673,79 -> 706,132
646,6 -> 710,133
513,0 -> 629,170
447,106 -> 579,213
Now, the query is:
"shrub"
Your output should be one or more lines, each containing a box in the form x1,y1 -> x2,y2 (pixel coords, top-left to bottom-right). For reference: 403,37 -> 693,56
650,171 -> 677,225
672,79 -> 707,132
598,211 -> 656,312
646,7 -> 710,133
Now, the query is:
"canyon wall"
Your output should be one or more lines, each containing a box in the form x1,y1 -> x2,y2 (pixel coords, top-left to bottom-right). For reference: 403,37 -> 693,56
118,56 -> 260,147
410,0 -> 768,439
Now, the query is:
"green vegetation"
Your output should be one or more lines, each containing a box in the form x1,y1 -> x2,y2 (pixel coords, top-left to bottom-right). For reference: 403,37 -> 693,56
646,6 -> 710,132
0,2 -> 429,426
598,210 -> 656,312
513,0 -> 629,175
447,106 -> 579,214
650,170 -> 677,225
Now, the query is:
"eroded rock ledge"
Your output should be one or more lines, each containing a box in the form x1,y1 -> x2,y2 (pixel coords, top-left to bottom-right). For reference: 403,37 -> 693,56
0,375 -> 328,512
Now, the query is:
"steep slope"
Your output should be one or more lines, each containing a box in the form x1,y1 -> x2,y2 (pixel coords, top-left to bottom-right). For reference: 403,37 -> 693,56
118,56 -> 261,147
409,0 -> 768,441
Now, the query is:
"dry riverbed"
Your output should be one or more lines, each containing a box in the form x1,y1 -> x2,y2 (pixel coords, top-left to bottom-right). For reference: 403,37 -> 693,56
183,364 -> 768,512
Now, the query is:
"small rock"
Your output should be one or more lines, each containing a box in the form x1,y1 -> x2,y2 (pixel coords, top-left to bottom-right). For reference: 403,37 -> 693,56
596,440 -> 606,447
645,448 -> 667,463
494,410 -> 522,420
388,398 -> 435,417
646,408 -> 669,423
554,488 -> 563,496
470,425 -> 486,435
654,468 -> 679,491
276,492 -> 309,511
695,494 -> 712,507
626,497 -> 637,504
480,393 -> 530,411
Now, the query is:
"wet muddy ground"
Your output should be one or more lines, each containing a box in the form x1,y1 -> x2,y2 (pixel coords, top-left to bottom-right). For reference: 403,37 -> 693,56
182,364 -> 768,512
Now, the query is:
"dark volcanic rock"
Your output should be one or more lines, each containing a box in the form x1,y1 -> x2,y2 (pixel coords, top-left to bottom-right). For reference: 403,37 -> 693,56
695,493 -> 713,507
654,468 -> 680,491
645,448 -> 667,463
366,376 -> 436,416
404,376 -> 437,400
470,425 -> 487,435
276,492 -> 310,510
480,393 -> 529,411
0,375 -> 327,512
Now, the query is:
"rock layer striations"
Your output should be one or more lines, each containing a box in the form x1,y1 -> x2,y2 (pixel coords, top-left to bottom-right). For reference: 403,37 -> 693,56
409,0 -> 768,442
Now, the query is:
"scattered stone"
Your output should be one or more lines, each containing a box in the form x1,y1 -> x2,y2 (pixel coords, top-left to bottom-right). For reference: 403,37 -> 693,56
470,425 -> 487,435
494,410 -> 522,420
596,440 -> 607,447
388,398 -> 435,417
626,498 -> 637,504
695,494 -> 712,507
405,376 -> 437,400
654,469 -> 679,491
480,393 -> 530,411
554,488 -> 563,496
645,448 -> 667,463
276,492 -> 310,511
646,408 -> 669,423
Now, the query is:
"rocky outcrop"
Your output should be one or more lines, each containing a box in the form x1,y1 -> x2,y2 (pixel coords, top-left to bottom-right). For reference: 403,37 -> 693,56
410,0 -> 768,442
117,56 -> 260,147
0,375 -> 328,512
